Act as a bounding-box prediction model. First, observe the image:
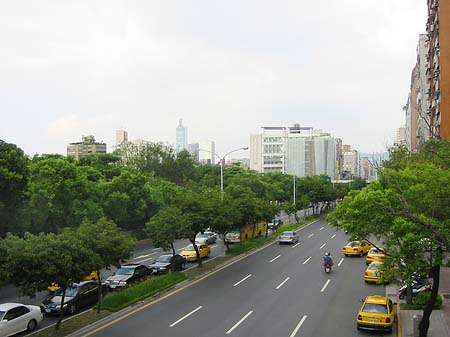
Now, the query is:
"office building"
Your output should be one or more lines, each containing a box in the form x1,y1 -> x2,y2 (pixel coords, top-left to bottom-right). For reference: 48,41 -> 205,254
176,119 -> 187,153
116,129 -> 128,146
249,124 -> 336,179
198,141 -> 215,164
67,135 -> 107,161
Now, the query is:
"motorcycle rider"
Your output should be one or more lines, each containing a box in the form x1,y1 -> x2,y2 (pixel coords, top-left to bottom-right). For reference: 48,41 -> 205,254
323,252 -> 334,269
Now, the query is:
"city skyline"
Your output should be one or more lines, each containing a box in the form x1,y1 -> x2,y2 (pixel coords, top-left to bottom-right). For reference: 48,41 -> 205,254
1,1 -> 427,158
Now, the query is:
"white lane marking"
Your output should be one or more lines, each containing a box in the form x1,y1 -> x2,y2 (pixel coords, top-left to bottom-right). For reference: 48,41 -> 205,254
210,245 -> 218,249
307,233 -> 314,238
292,242 -> 300,248
319,243 -> 327,249
169,306 -> 203,327
276,277 -> 290,290
152,248 -> 160,251
226,311 -> 253,334
289,315 -> 308,337
338,258 -> 344,266
319,227 -> 324,231
134,253 -> 153,259
302,256 -> 312,265
269,254 -> 281,263
233,274 -> 252,287
331,234 -> 336,239
321,279 -> 331,292
134,253 -> 158,263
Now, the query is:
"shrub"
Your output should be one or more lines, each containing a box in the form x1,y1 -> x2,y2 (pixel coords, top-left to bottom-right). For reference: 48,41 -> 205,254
401,292 -> 443,310
101,272 -> 187,311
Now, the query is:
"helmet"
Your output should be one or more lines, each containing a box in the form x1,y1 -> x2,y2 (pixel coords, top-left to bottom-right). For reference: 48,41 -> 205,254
325,252 -> 331,256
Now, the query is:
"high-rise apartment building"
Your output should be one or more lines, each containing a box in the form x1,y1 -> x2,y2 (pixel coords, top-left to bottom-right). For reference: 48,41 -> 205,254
427,0 -> 450,140
405,64 -> 420,152
116,129 -> 128,146
396,127 -> 407,146
176,119 -> 187,153
416,34 -> 431,147
342,149 -> 360,179
67,135 -> 107,161
249,124 -> 336,179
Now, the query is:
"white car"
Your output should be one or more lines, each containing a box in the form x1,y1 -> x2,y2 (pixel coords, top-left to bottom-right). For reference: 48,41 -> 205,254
0,302 -> 43,337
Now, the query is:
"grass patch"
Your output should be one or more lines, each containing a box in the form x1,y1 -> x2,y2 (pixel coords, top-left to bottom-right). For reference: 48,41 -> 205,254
31,310 -> 110,337
101,272 -> 187,312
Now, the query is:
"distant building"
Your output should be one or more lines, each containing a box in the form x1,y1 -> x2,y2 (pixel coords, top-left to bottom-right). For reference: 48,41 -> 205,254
426,0 -> 450,140
342,149 -> 360,179
116,129 -> 128,146
396,127 -> 407,146
176,119 -> 187,153
226,158 -> 250,170
335,138 -> 343,180
416,34 -> 430,148
198,141 -> 216,164
187,143 -> 199,161
67,135 -> 107,161
360,157 -> 377,181
249,124 -> 336,179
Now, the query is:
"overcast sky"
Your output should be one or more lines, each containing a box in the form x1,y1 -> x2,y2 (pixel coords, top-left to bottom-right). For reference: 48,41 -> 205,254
1,0 -> 427,158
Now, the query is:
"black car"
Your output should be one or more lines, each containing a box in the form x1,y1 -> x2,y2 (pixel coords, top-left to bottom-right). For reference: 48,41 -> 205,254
149,254 -> 186,274
41,280 -> 105,315
105,264 -> 152,290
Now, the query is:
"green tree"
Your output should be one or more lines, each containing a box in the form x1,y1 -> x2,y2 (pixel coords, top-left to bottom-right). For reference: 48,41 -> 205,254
4,232 -> 97,329
146,206 -> 190,254
74,217 -> 135,312
0,141 -> 29,236
327,140 -> 450,337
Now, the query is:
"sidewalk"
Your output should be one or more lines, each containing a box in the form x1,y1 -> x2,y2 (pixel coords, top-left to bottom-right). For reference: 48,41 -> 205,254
393,267 -> 450,337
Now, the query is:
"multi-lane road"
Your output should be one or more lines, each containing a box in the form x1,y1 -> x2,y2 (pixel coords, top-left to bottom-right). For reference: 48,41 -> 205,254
77,219 -> 394,337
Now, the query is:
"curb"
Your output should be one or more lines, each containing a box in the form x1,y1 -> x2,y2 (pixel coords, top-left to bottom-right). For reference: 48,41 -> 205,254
67,217 -> 323,337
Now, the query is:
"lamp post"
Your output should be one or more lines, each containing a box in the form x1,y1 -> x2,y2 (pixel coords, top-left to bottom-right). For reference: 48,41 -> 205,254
198,147 -> 248,193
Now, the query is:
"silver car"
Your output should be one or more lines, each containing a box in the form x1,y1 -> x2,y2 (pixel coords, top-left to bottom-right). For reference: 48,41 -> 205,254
278,231 -> 299,244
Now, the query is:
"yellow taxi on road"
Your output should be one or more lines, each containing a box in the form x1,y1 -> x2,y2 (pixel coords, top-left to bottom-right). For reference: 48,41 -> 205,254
180,244 -> 211,262
357,295 -> 394,333
47,271 -> 99,292
342,240 -> 372,256
366,247 -> 386,265
364,261 -> 385,283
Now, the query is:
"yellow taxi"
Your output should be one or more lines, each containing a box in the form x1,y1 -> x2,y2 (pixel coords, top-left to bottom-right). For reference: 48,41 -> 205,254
366,247 -> 386,265
47,271 -> 99,292
342,240 -> 372,256
357,295 -> 394,332
364,261 -> 385,283
180,244 -> 211,262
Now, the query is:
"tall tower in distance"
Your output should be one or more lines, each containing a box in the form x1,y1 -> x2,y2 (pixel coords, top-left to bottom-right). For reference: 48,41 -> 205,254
176,119 -> 187,153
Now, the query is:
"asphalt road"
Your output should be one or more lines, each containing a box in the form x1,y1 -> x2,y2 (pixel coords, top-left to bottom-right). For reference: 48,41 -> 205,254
80,219 -> 395,337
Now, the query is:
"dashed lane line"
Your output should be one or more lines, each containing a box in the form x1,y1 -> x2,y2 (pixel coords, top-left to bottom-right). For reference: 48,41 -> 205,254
331,234 -> 336,239
226,311 -> 253,334
269,255 -> 281,263
169,306 -> 203,327
292,242 -> 300,248
338,258 -> 344,267
320,279 -> 331,292
289,315 -> 308,337
276,277 -> 290,290
319,243 -> 327,249
307,234 -> 314,238
233,274 -> 252,287
302,256 -> 312,265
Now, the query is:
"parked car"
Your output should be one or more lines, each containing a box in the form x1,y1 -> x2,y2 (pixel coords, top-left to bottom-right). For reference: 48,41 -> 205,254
0,302 -> 43,336
105,264 -> 152,290
267,218 -> 283,230
225,231 -> 241,243
149,254 -> 186,274
41,280 -> 106,316
180,244 -> 211,262
342,240 -> 372,256
366,247 -> 386,265
195,232 -> 216,245
203,231 -> 218,243
364,261 -> 384,283
356,295 -> 394,333
47,271 -> 99,292
278,231 -> 299,244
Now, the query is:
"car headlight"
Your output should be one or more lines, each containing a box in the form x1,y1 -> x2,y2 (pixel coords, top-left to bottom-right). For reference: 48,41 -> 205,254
119,281 -> 127,285
55,305 -> 61,310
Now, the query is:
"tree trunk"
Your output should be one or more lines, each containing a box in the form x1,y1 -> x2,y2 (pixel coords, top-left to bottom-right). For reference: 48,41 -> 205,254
96,269 -> 102,314
171,242 -> 175,255
224,236 -> 230,251
419,265 -> 440,337
190,239 -> 202,267
406,283 -> 413,305
56,287 -> 66,329
294,212 -> 299,223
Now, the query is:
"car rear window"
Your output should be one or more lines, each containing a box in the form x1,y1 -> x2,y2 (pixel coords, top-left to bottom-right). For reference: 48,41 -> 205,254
363,303 -> 387,314
156,255 -> 171,263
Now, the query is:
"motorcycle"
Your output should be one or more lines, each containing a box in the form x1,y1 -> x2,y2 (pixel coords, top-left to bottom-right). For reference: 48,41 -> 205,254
323,261 -> 333,273
398,275 -> 431,299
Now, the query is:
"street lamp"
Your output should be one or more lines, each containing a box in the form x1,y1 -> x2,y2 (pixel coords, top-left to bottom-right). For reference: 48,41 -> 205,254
198,147 -> 248,193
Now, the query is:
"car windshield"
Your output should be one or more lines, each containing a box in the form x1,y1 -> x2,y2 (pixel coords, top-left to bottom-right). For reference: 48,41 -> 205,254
196,234 -> 207,238
183,246 -> 196,251
156,255 -> 172,263
347,241 -> 360,247
282,232 -> 293,236
368,264 -> 381,270
363,303 -> 388,314
116,267 -> 135,275
55,285 -> 78,297
0,310 -> 5,320
369,248 -> 384,254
